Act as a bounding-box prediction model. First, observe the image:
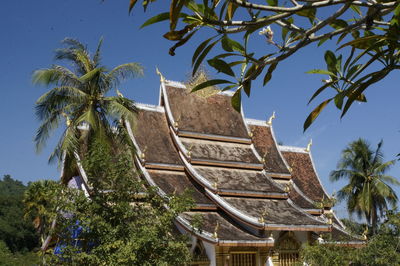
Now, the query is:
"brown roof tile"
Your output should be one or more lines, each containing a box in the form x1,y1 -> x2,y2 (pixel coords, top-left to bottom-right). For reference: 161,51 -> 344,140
288,188 -> 316,209
194,166 -> 284,194
134,109 -> 181,165
165,86 -> 249,138
181,211 -> 264,241
223,197 -> 325,226
281,151 -> 330,202
147,169 -> 213,206
249,125 -> 290,174
180,137 -> 260,164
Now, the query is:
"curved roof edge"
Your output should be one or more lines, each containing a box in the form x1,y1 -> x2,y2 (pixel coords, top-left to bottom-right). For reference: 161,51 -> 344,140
279,145 -> 332,201
246,119 -> 292,175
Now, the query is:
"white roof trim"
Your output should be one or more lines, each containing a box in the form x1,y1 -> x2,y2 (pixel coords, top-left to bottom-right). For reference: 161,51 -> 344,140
308,150 -> 331,199
165,79 -> 187,89
279,145 -> 308,153
245,118 -> 269,127
135,102 -> 164,112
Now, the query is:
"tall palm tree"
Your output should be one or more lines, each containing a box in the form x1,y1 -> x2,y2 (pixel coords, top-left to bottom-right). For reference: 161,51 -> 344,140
330,138 -> 399,234
33,38 -> 143,183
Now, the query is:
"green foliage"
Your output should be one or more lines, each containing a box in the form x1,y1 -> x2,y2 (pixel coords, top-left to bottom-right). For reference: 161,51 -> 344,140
330,138 -> 399,233
129,0 -> 400,127
33,38 -> 143,182
301,243 -> 355,266
0,175 -> 38,253
0,241 -> 39,266
32,140 -> 193,265
300,211 -> 400,266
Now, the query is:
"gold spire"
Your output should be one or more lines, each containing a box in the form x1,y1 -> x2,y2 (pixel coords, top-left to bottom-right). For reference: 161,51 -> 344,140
212,177 -> 218,190
213,221 -> 220,239
187,144 -> 193,159
258,207 -> 268,223
306,139 -> 313,152
266,111 -> 276,126
156,67 -> 165,83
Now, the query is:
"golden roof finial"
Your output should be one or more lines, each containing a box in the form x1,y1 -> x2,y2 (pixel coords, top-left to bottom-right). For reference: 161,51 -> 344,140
140,146 -> 147,164
267,111 -> 276,126
212,177 -> 218,190
284,184 -> 291,193
259,207 -> 268,223
156,67 -> 165,83
213,221 -> 220,239
187,144 -> 193,159
306,139 -> 313,152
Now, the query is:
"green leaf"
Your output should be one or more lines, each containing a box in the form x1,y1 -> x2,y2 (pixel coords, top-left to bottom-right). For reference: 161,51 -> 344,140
304,99 -> 332,131
306,69 -> 337,77
318,37 -> 329,47
207,58 -> 235,76
193,39 -> 219,76
329,19 -> 348,30
221,36 -> 245,54
170,0 -> 186,31
226,2 -> 238,20
169,29 -> 198,56
307,82 -> 332,104
338,35 -> 384,50
191,79 -> 233,92
192,36 -> 215,65
350,5 -> 362,16
296,7 -> 316,23
243,81 -> 251,97
267,0 -> 278,6
324,50 -> 337,74
231,88 -> 241,112
141,12 -> 188,28
263,62 -> 278,86
129,0 -> 138,13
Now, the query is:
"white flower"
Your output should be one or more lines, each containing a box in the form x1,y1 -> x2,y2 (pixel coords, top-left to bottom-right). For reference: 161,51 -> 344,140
259,26 -> 274,43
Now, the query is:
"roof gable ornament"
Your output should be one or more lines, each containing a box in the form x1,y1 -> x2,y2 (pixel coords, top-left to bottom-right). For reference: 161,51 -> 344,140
258,207 -> 268,223
305,139 -> 313,152
266,111 -> 276,126
156,67 -> 165,83
213,221 -> 219,239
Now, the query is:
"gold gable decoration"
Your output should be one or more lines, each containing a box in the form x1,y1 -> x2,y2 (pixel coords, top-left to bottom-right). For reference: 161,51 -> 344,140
185,68 -> 219,98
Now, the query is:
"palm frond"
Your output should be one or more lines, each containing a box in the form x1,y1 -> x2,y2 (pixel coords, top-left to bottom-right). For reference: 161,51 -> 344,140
35,110 -> 62,153
33,66 -> 82,87
93,37 -> 104,67
103,97 -> 137,122
106,63 -> 144,89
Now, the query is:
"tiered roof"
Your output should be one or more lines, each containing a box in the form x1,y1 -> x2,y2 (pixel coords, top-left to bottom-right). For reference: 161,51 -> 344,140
116,76 -> 366,246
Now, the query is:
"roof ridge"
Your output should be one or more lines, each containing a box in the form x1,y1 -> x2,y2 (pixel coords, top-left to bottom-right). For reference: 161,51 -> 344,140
135,102 -> 164,112
279,145 -> 308,153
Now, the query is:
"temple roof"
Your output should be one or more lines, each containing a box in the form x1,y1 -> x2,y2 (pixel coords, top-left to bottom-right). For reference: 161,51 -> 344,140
134,106 -> 181,166
280,146 -> 331,202
247,121 -> 291,176
73,77 -> 364,244
164,85 -> 249,138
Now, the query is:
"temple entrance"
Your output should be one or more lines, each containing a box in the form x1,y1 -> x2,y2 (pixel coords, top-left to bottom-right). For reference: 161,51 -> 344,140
230,251 -> 257,266
190,240 -> 210,266
276,232 -> 300,266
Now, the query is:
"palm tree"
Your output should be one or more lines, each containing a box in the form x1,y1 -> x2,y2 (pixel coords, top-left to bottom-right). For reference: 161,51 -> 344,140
33,38 -> 143,182
330,138 -> 399,234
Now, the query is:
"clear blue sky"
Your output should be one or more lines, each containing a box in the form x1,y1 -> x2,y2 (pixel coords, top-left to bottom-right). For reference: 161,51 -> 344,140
1,1 -> 400,217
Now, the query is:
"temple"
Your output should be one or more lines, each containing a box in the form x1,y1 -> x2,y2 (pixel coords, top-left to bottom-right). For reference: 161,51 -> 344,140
71,73 -> 364,266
